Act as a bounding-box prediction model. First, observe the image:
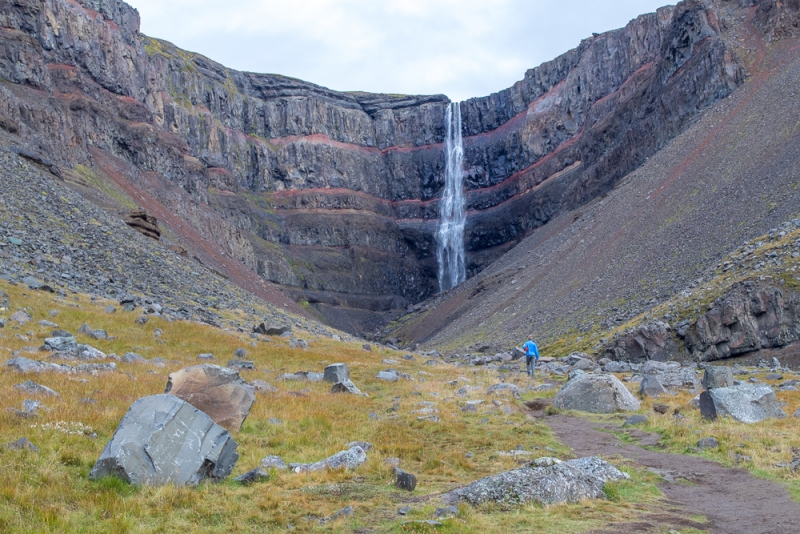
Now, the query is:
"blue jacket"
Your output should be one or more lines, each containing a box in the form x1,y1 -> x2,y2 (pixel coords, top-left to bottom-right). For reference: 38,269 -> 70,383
522,340 -> 539,359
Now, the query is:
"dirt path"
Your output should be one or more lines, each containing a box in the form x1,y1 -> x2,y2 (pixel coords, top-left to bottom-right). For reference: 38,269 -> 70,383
546,415 -> 800,534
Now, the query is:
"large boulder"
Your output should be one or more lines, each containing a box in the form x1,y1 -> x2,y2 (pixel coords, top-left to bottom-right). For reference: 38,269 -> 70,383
89,394 -> 238,485
324,363 -> 350,384
641,361 -> 701,390
553,374 -> 640,413
443,457 -> 627,507
165,365 -> 255,432
702,366 -> 734,389
699,384 -> 787,423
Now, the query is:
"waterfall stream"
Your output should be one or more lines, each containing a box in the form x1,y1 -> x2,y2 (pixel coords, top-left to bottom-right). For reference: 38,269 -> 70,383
436,102 -> 466,292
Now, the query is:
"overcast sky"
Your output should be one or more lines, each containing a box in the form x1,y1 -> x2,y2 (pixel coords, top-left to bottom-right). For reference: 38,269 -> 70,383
126,0 -> 671,102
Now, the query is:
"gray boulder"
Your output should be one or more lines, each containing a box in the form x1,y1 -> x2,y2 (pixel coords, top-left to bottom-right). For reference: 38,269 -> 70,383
330,380 -> 364,395
290,446 -> 367,473
10,310 -> 32,324
324,363 -> 350,384
699,384 -> 787,423
43,336 -> 77,353
443,457 -> 627,507
487,383 -> 520,395
260,455 -> 288,470
639,375 -> 668,397
14,380 -> 59,397
89,394 -> 238,485
165,365 -> 255,432
702,366 -> 734,390
641,361 -> 701,390
602,361 -> 631,373
553,374 -> 640,413
376,370 -> 399,382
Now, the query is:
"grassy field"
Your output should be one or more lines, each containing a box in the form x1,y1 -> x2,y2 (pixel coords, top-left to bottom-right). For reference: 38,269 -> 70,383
0,279 -> 684,533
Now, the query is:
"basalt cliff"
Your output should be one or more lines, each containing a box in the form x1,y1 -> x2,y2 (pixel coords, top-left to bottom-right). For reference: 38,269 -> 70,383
0,0 -> 797,337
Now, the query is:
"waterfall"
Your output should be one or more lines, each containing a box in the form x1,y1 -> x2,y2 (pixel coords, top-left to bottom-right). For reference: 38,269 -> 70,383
436,101 -> 466,292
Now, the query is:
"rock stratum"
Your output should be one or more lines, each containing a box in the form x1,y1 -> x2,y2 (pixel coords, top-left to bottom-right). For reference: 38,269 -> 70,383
0,0 -> 763,335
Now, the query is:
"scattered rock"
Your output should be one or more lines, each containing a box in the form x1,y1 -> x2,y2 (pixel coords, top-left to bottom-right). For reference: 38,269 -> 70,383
362,344 -> 372,352
346,441 -> 373,452
14,380 -> 59,397
552,374 -> 640,413
122,209 -> 161,240
254,323 -> 291,336
7,356 -> 115,374
641,361 -> 701,390
89,394 -> 238,485
234,468 -> 269,485
487,383 -> 520,395
324,363 -> 350,383
623,415 -> 648,426
697,437 -> 719,450
227,360 -> 255,371
251,380 -> 278,393
5,437 -> 38,452
443,457 -> 627,507
330,380 -> 364,395
376,370 -> 399,382
700,384 -> 787,423
702,366 -> 734,390
198,353 -> 214,360
104,305 -> 116,314
639,375 -> 668,397
289,339 -> 308,349
122,352 -> 146,364
10,310 -> 32,324
290,446 -> 367,473
765,373 -> 784,381
260,455 -> 288,470
165,364 -> 255,432
134,315 -> 149,325
653,403 -> 670,414
43,336 -> 77,353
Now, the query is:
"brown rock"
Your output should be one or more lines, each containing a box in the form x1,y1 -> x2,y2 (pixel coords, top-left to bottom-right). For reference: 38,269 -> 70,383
122,209 -> 161,240
165,364 -> 255,432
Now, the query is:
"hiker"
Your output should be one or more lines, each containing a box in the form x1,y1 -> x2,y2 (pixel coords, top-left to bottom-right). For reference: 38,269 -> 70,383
522,335 -> 539,376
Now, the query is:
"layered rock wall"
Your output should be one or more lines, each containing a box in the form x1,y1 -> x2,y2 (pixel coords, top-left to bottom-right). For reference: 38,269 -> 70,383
0,0 -> 755,331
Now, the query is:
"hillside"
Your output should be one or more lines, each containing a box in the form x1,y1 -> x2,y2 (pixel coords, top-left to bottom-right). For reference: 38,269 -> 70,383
389,0 -> 800,356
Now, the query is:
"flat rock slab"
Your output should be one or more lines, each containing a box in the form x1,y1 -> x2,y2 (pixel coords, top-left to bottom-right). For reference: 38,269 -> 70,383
89,394 -> 238,486
7,357 -> 115,374
443,457 -> 627,507
547,415 -> 800,534
553,374 -> 640,413
165,365 -> 255,432
290,446 -> 367,473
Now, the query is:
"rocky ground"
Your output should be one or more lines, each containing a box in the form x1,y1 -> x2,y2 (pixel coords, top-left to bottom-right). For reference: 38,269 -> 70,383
0,143 -> 338,340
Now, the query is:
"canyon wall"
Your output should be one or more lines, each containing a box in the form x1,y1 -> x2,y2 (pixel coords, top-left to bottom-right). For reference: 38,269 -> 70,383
0,0 -> 746,332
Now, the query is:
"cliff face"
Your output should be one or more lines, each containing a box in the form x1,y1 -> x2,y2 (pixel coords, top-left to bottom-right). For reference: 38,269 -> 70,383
0,0 -> 748,333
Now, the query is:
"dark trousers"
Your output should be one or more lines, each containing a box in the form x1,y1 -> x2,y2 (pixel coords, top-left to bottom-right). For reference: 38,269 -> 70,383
526,356 -> 535,376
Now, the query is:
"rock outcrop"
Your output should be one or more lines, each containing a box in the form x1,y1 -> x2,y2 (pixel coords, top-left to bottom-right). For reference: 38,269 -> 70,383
683,282 -> 800,361
603,321 -> 679,362
0,0 -> 749,333
122,209 -> 160,240
89,394 -> 239,485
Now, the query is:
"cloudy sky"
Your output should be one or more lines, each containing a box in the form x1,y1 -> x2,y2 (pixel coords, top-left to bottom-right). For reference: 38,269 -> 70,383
126,0 -> 671,102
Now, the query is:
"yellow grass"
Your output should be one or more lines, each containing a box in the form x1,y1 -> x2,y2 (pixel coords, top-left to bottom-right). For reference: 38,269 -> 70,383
0,280 -> 682,532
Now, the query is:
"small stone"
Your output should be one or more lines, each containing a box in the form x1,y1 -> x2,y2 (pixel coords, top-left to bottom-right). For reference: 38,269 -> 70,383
697,437 -> 719,450
198,353 -> 214,360
104,305 -> 116,314
10,310 -> 32,324
395,468 -> 417,491
653,403 -> 669,414
134,315 -> 148,325
268,418 -> 282,425
398,507 -> 411,516
362,344 -> 372,352
433,506 -> 458,518
260,455 -> 287,470
6,438 -> 38,452
234,468 -> 269,485
346,441 -> 373,452
251,380 -> 278,393
227,360 -> 255,371
122,352 -> 146,363
765,373 -> 784,381
623,415 -> 647,426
